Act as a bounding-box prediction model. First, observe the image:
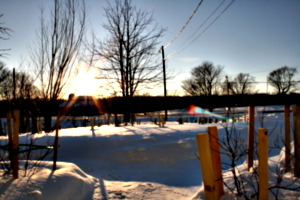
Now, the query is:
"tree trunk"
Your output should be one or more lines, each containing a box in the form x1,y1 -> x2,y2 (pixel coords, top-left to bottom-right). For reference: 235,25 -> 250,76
31,117 -> 38,134
123,111 -> 130,125
114,113 -> 119,127
123,96 -> 132,125
44,112 -> 52,133
44,100 -> 56,133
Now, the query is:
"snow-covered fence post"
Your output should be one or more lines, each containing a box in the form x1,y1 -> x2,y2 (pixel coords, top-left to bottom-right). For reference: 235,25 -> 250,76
208,126 -> 224,199
284,105 -> 291,172
258,128 -> 268,200
293,106 -> 300,178
196,133 -> 218,200
247,106 -> 255,171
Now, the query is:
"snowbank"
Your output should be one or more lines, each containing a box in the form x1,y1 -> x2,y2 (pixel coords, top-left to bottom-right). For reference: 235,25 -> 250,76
0,161 -> 96,200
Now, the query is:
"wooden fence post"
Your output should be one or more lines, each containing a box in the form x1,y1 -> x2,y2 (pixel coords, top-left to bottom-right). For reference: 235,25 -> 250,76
39,119 -> 43,133
37,118 -> 42,134
53,111 -> 60,171
91,117 -> 94,130
196,133 -> 218,200
12,110 -> 19,179
258,128 -> 268,200
247,106 -> 255,171
284,105 -> 291,172
208,126 -> 224,199
293,106 -> 300,178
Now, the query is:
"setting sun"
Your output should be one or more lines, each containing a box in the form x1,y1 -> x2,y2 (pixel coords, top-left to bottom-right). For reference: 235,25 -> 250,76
71,70 -> 99,96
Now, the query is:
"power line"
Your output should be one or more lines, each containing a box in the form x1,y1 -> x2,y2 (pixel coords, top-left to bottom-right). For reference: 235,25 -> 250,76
176,0 -> 235,56
164,0 -> 204,49
245,65 -> 300,74
166,0 -> 235,59
165,0 -> 226,59
167,81 -> 270,84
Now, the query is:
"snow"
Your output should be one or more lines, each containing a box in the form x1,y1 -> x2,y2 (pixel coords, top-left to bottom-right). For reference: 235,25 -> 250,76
0,106 -> 300,199
0,161 -> 95,200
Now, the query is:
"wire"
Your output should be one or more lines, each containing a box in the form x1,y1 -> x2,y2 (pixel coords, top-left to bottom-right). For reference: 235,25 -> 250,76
245,65 -> 300,74
167,81 -> 269,84
166,0 -> 235,59
165,0 -> 226,59
164,0 -> 204,49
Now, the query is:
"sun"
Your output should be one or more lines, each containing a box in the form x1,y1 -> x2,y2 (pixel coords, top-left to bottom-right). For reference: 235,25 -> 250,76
71,70 -> 99,96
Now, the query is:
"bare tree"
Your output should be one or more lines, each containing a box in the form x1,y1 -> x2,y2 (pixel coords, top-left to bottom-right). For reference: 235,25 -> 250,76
0,14 -> 13,57
30,0 -> 87,131
181,61 -> 224,96
0,68 -> 41,133
227,73 -> 257,95
268,66 -> 299,95
0,61 -> 12,100
89,0 -> 166,123
181,78 -> 200,96
0,61 -> 10,84
0,67 -> 40,101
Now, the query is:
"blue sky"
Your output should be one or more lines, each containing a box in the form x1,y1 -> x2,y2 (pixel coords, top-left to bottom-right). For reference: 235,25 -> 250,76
1,0 -> 300,96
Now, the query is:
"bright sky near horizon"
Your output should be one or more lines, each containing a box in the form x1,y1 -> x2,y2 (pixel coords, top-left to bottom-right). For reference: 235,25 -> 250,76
1,0 -> 300,97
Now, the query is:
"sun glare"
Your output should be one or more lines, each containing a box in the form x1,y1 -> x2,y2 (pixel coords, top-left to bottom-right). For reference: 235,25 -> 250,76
72,71 -> 99,96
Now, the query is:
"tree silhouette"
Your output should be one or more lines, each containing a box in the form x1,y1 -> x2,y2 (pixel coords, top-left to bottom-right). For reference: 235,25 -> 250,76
89,0 -> 166,124
0,61 -> 40,101
30,0 -> 87,132
268,66 -> 299,95
0,14 -> 12,57
228,73 -> 257,95
0,61 -> 10,84
181,61 -> 224,96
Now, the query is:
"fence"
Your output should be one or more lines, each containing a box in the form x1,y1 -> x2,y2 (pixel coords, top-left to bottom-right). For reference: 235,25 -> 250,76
0,110 -> 56,179
196,105 -> 300,200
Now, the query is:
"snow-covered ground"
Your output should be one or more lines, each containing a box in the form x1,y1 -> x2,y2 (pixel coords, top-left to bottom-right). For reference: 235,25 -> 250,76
1,106 -> 300,199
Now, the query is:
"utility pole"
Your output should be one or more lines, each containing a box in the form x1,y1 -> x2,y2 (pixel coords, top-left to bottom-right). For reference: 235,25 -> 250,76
13,68 -> 16,101
161,46 -> 168,121
226,76 -> 229,95
225,75 -> 230,119
266,76 -> 268,94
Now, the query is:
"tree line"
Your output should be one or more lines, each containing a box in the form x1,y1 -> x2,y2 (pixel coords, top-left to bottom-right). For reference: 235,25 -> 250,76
0,62 -> 40,100
182,61 -> 299,96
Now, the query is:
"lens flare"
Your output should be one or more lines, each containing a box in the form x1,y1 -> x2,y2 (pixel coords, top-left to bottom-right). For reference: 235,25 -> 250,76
187,105 -> 229,120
